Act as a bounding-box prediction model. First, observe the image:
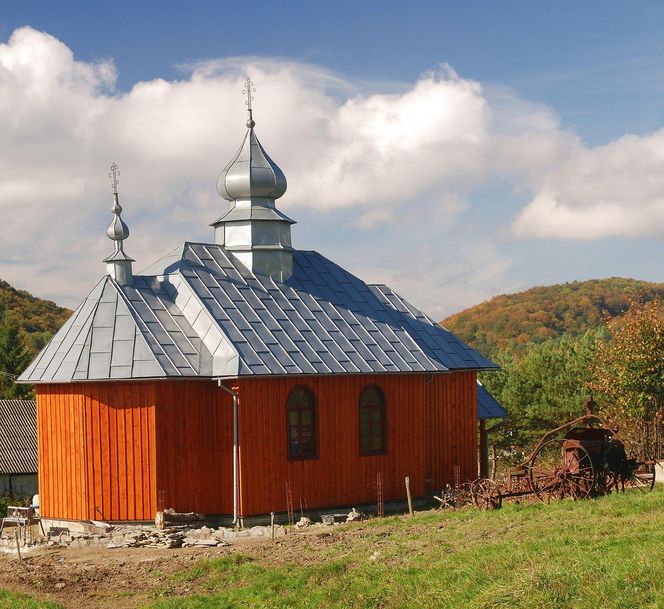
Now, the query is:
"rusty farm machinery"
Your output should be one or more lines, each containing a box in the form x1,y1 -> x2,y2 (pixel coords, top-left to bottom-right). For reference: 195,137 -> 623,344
436,414 -> 657,511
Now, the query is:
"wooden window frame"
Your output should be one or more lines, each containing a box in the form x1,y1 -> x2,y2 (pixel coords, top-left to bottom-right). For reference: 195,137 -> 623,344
286,385 -> 318,460
358,384 -> 387,456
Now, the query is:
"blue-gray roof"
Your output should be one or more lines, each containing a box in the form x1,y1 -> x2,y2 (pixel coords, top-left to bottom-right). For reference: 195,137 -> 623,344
20,274 -> 212,382
477,383 -> 508,419
19,243 -> 497,383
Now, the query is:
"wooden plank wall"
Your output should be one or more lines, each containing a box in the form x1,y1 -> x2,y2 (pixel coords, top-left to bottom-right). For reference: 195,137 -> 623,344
424,371 -> 478,492
36,385 -> 87,520
36,383 -> 157,521
36,372 -> 477,521
154,381 -> 233,515
235,372 -> 477,517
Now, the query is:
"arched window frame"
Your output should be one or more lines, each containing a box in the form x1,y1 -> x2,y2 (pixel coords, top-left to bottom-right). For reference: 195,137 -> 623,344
358,384 -> 387,456
286,385 -> 318,460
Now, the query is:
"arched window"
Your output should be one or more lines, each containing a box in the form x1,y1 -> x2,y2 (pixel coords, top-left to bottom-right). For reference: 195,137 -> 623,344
287,386 -> 317,459
359,385 -> 386,455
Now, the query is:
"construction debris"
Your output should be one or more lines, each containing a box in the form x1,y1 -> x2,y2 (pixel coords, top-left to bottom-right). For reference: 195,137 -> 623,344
345,508 -> 367,522
1,506 -> 371,555
295,517 -> 312,528
107,529 -> 191,549
320,513 -> 347,525
155,508 -> 206,529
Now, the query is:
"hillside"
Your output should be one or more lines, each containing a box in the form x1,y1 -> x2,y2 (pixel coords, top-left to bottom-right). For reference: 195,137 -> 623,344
0,278 -> 71,353
442,277 -> 664,358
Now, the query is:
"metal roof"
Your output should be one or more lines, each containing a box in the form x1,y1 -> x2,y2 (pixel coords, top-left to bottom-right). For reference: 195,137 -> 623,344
477,383 -> 508,419
20,242 -> 497,383
0,400 -> 37,474
20,275 -> 213,382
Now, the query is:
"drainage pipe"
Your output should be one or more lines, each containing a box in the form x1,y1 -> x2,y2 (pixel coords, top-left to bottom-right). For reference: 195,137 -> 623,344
217,381 -> 239,526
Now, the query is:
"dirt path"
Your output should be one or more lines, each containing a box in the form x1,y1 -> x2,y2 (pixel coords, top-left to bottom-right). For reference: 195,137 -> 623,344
0,527 -> 354,608
0,543 -> 242,608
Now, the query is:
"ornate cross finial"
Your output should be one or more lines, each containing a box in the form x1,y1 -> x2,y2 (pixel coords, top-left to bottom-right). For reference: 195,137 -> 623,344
243,78 -> 256,129
243,78 -> 255,110
109,162 -> 120,195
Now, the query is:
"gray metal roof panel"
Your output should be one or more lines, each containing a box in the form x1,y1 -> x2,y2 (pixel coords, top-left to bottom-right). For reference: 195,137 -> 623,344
19,274 -> 214,383
110,366 -> 132,378
88,351 -> 112,378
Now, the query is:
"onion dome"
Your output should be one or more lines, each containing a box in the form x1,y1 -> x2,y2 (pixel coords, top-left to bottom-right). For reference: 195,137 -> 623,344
103,162 -> 134,285
107,195 -> 130,241
216,124 -> 287,201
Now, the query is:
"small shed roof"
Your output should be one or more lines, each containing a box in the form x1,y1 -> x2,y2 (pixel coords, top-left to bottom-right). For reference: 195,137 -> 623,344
20,243 -> 497,383
477,383 -> 508,419
0,400 -> 37,474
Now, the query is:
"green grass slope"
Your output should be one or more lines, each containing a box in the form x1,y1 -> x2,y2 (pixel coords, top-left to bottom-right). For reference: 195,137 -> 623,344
3,489 -> 663,608
151,490 -> 664,609
0,278 -> 71,353
144,489 -> 664,608
442,277 -> 664,358
0,590 -> 61,609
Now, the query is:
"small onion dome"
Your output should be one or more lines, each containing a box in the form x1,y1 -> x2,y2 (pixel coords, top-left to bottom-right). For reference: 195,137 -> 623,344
107,197 -> 130,241
217,128 -> 287,201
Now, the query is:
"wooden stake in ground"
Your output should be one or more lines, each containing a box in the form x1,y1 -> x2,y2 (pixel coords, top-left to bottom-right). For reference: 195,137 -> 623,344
491,444 -> 498,481
285,481 -> 294,526
14,530 -> 21,562
270,512 -> 275,540
376,472 -> 384,518
405,477 -> 414,517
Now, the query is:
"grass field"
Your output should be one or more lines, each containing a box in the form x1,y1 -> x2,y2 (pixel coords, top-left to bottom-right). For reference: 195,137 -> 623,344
2,488 -> 663,609
0,589 -> 61,609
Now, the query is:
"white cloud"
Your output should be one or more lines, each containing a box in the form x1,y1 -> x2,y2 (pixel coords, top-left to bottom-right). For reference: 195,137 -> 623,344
0,26 -> 662,317
511,130 -> 664,239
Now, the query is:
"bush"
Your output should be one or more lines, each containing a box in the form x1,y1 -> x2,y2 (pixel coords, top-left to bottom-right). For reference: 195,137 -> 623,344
0,493 -> 30,517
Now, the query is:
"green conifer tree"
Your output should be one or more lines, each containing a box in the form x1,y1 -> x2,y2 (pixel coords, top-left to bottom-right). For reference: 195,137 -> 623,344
0,311 -> 33,399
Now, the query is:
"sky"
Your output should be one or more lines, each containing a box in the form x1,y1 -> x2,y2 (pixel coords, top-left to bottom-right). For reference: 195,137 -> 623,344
1,2 -> 664,319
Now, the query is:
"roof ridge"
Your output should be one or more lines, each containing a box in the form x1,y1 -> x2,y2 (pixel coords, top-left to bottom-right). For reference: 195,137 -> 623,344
69,288 -> 103,379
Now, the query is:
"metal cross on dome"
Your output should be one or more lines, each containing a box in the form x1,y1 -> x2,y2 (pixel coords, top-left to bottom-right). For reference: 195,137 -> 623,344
109,162 -> 120,195
243,78 -> 255,111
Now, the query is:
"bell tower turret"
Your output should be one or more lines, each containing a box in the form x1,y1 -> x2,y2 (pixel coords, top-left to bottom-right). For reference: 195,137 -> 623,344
211,79 -> 295,282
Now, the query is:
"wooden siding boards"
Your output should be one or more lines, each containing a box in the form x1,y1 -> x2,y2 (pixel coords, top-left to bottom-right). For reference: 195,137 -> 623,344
36,371 -> 477,521
153,380 -> 233,517
37,386 -> 82,520
36,382 -> 157,522
423,371 -> 477,494
234,372 -> 477,517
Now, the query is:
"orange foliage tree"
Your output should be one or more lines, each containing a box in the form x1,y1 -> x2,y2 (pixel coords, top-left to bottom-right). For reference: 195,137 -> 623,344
590,299 -> 664,455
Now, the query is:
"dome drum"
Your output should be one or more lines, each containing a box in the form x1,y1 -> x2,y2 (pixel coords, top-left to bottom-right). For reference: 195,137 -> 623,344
231,248 -> 293,283
217,219 -> 292,249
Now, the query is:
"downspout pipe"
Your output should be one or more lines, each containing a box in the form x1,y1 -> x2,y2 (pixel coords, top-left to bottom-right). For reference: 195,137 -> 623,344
217,381 -> 239,526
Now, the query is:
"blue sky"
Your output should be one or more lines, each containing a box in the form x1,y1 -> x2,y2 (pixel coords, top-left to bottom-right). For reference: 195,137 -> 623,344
1,2 -> 663,317
5,1 -> 664,143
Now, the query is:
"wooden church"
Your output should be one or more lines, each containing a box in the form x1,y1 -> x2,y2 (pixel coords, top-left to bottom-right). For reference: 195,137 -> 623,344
19,84 -> 503,524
